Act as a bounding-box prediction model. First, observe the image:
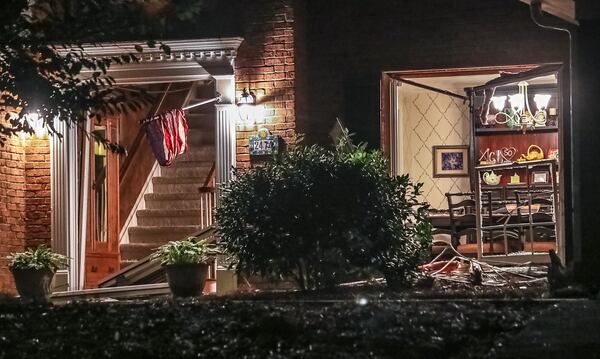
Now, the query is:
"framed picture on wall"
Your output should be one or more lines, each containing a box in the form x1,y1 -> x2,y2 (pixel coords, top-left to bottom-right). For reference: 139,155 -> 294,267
432,145 -> 469,178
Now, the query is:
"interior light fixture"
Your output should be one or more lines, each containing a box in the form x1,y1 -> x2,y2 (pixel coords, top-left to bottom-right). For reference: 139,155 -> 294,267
491,96 -> 507,111
533,94 -> 552,126
493,81 -> 548,131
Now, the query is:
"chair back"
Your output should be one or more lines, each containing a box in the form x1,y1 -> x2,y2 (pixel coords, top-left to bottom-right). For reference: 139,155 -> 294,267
445,192 -> 476,227
514,189 -> 555,219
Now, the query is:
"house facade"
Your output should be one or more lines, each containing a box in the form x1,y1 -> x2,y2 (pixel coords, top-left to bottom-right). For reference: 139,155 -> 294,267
2,0 -> 599,294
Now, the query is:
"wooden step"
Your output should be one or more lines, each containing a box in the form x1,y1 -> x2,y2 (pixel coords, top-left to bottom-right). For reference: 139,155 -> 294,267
159,161 -> 212,177
178,146 -> 215,162
152,177 -> 205,193
136,209 -> 206,226
119,243 -> 159,261
128,225 -> 203,244
187,129 -> 214,146
144,192 -> 206,209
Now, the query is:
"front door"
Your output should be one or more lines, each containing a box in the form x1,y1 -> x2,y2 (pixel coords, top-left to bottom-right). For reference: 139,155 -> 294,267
84,116 -> 120,288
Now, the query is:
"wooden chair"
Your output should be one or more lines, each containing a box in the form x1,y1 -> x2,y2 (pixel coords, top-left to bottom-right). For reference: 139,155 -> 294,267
481,191 -> 522,255
446,192 -> 520,256
514,190 -> 557,253
445,192 -> 478,255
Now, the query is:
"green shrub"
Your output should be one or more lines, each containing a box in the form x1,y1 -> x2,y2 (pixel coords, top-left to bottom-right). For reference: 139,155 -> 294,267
217,143 -> 431,290
7,245 -> 68,272
150,237 -> 219,266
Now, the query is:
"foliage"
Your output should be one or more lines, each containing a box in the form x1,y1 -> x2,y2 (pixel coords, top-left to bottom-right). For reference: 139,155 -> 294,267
150,237 -> 219,266
0,0 -> 205,151
7,245 -> 68,272
0,300 -> 546,359
217,132 -> 432,290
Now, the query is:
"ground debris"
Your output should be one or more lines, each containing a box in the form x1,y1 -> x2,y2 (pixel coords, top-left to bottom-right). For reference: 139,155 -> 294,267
418,246 -> 548,296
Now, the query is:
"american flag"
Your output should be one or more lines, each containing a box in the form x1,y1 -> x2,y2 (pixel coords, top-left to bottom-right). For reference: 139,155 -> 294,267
141,108 -> 188,166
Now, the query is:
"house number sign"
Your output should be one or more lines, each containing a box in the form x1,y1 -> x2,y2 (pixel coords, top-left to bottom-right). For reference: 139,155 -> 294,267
249,128 -> 279,156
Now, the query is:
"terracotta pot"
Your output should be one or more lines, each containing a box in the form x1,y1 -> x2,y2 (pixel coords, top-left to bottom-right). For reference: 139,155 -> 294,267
164,263 -> 208,298
11,268 -> 55,303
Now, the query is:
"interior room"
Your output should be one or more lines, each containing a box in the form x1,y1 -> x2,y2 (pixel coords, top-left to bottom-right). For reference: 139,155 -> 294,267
385,65 -> 565,263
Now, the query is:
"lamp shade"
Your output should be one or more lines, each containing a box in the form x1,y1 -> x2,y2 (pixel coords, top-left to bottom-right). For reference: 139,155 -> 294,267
533,94 -> 551,110
491,96 -> 507,111
508,93 -> 525,110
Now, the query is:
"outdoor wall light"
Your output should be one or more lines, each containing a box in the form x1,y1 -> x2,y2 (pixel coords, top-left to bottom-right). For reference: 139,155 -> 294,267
22,112 -> 47,138
237,88 -> 256,123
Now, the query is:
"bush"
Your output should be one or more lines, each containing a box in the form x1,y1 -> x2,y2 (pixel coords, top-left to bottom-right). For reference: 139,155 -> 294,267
217,143 -> 431,290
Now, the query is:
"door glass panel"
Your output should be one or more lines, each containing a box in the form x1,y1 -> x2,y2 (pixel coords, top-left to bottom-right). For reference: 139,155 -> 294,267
93,126 -> 108,243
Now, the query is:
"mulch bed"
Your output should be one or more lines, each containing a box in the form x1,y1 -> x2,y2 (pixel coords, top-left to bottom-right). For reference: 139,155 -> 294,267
0,286 -> 553,359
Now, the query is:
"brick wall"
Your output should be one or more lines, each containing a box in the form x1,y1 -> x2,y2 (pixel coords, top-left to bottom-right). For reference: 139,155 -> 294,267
300,0 -> 571,146
234,0 -> 297,168
0,137 -> 26,293
23,139 -> 51,249
0,135 -> 50,294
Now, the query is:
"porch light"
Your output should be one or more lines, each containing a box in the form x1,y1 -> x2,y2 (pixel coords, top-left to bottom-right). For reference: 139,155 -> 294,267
237,88 -> 256,123
23,112 -> 47,138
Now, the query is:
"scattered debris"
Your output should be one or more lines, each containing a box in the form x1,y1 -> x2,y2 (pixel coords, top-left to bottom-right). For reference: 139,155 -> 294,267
419,245 -> 548,289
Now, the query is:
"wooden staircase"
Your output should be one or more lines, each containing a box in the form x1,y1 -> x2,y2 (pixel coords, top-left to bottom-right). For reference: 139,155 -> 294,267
119,94 -> 217,269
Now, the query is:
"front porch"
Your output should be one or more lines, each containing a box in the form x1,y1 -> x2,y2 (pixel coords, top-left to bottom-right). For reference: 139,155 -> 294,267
49,38 -> 243,292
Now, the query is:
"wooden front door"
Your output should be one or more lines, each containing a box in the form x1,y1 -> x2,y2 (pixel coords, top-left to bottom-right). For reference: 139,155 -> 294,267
84,116 -> 120,288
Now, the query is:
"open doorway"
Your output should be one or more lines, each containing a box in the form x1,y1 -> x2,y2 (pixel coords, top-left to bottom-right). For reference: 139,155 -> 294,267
381,65 -> 567,263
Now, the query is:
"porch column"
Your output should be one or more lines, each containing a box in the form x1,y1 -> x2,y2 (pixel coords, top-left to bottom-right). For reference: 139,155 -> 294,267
50,121 -> 81,290
213,74 -> 237,188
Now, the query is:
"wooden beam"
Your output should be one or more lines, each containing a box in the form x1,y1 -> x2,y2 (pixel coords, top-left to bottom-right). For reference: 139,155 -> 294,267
519,0 -> 578,25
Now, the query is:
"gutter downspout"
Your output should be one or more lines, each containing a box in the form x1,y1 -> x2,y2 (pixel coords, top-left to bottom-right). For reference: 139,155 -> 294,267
528,0 -> 577,263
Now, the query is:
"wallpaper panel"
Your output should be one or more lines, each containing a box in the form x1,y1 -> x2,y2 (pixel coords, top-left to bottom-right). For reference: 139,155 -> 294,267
397,90 -> 471,209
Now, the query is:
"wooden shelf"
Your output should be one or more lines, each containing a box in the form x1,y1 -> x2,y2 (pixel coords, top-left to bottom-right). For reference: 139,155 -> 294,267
481,183 -> 553,190
475,126 -> 558,136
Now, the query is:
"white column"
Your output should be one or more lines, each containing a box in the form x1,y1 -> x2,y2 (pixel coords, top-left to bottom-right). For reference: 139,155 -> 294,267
50,121 -> 81,290
213,75 -> 236,187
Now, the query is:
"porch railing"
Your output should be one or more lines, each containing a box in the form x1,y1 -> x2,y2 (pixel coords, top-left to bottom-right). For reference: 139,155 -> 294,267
198,162 -> 217,229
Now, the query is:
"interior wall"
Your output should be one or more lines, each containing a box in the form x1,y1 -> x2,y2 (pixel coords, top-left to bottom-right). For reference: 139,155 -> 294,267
396,88 -> 470,209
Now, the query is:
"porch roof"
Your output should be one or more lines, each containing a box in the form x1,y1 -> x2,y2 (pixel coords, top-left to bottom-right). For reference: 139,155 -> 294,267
61,37 -> 244,84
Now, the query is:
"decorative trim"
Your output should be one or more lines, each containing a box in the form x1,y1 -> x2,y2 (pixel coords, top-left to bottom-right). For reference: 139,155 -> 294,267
59,37 -> 244,62
67,38 -> 244,83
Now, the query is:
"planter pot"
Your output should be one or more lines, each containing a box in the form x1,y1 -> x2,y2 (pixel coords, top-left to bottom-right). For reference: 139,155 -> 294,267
11,268 -> 55,303
164,263 -> 208,298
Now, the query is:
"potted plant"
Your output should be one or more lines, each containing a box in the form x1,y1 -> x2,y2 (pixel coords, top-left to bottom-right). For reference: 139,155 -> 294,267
7,245 -> 68,303
150,237 -> 219,297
